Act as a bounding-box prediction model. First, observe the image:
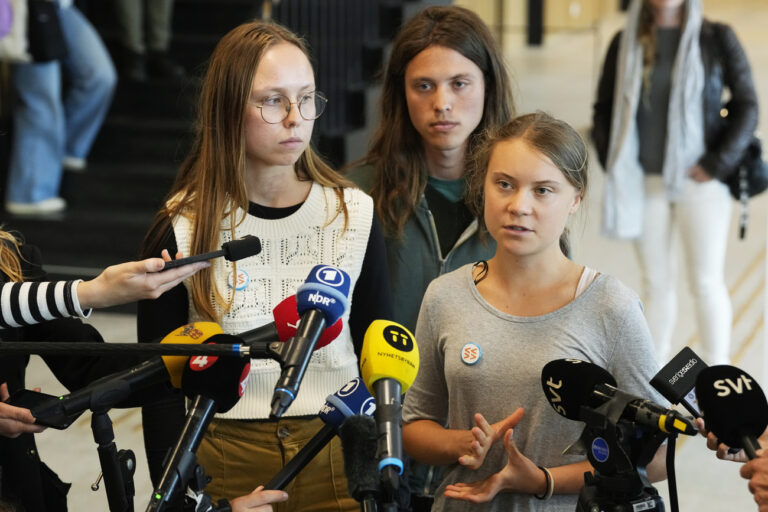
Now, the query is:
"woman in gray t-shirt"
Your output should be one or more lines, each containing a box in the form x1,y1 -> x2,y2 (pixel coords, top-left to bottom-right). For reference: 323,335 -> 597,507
402,113 -> 667,511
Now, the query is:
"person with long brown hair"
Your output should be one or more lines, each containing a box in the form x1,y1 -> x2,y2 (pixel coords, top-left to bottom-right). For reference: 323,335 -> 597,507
345,8 -> 515,506
347,5 -> 514,333
402,112 -> 666,511
592,0 -> 758,365
136,20 -> 390,510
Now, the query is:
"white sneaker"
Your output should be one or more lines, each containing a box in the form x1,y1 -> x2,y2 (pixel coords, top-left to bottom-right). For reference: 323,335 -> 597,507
6,197 -> 67,215
62,156 -> 87,172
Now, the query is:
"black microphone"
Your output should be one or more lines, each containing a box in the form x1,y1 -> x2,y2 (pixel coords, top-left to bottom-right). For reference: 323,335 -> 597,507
696,365 -> 768,459
31,328 -> 233,425
146,345 -> 251,512
651,346 -> 708,417
162,235 -> 262,270
541,359 -> 696,435
270,265 -> 350,418
339,415 -> 380,512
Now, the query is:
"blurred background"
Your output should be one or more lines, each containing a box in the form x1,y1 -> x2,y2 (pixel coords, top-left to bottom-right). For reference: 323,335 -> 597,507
2,0 -> 765,509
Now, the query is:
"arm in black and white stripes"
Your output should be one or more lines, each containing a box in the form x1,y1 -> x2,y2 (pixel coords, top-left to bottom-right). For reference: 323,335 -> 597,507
0,280 -> 90,329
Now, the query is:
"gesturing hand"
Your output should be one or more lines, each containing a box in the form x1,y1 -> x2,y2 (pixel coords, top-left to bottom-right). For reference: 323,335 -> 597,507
446,425 -> 543,503
458,408 -> 524,470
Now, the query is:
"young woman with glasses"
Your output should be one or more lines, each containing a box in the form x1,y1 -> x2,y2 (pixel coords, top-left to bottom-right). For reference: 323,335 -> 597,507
136,20 -> 391,510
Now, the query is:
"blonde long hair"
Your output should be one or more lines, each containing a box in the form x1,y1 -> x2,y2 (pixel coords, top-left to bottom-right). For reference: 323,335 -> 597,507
141,20 -> 351,322
0,229 -> 23,283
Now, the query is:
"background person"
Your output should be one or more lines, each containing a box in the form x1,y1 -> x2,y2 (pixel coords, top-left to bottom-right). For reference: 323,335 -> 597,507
592,0 -> 758,364
345,7 -> 515,507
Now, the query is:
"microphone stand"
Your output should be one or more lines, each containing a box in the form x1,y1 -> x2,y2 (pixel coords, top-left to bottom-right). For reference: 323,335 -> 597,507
575,392 -> 666,512
90,392 -> 137,512
3,339 -> 307,511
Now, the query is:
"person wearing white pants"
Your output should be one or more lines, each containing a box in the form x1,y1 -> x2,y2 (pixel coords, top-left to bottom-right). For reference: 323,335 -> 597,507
636,175 -> 732,363
592,0 -> 758,366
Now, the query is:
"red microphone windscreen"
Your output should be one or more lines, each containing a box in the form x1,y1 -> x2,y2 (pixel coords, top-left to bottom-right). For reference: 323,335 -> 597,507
273,294 -> 342,349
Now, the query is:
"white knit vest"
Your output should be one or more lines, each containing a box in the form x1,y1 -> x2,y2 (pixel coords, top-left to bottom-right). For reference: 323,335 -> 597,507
172,183 -> 373,419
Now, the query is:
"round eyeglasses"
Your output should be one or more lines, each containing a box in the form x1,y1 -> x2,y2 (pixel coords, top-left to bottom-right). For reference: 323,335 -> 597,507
253,91 -> 328,124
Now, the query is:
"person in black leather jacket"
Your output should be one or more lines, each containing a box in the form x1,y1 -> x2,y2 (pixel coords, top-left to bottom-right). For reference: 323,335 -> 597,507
591,0 -> 758,366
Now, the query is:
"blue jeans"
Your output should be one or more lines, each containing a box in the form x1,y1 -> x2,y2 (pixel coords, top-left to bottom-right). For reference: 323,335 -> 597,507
6,3 -> 116,204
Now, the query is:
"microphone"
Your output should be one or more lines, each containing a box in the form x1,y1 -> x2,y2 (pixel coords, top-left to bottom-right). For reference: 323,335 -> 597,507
270,265 -> 350,418
264,377 -> 375,490
162,235 -> 262,270
339,414 -> 380,511
32,322 -> 225,422
238,294 -> 342,349
359,319 -> 419,495
695,365 -> 768,459
651,346 -> 707,417
146,344 -> 251,511
541,359 -> 696,436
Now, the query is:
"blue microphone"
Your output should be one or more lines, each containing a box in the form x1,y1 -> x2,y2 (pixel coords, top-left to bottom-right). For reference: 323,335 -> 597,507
265,377 -> 375,490
319,377 -> 377,429
270,265 -> 351,418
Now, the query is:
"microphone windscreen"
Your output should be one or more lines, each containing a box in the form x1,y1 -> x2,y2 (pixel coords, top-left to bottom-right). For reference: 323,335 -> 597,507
222,235 -> 262,262
296,265 -> 350,325
360,320 -> 419,394
696,365 -> 768,448
160,322 -> 224,388
182,334 -> 251,413
541,359 -> 617,420
339,415 -> 379,502
272,294 -> 342,349
319,377 -> 376,430
651,346 -> 707,402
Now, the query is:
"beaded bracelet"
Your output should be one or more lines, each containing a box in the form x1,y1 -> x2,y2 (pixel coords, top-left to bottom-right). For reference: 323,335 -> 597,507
533,466 -> 554,500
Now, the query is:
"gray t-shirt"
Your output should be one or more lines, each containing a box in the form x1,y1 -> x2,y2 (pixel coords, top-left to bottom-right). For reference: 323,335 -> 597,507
637,27 -> 681,175
402,264 -> 664,512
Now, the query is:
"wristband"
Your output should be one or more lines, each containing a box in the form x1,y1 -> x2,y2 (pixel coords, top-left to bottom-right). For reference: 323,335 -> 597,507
533,466 -> 554,500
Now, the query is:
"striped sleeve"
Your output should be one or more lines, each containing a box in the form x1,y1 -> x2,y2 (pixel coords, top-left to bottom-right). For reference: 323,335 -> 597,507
0,280 -> 91,329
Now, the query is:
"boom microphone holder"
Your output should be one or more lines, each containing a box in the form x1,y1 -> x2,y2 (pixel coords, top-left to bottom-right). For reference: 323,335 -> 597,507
575,385 -> 667,512
0,340 -> 282,358
19,343 -> 286,512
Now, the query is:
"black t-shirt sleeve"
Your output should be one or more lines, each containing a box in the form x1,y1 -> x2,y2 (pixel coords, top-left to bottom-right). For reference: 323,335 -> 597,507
137,219 -> 190,343
349,213 -> 393,358
136,218 -> 190,489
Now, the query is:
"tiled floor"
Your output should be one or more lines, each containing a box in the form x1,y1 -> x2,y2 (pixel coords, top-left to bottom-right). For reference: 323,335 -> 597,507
25,0 -> 768,510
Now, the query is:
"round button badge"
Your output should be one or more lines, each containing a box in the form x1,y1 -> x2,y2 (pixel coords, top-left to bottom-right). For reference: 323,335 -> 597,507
227,269 -> 250,291
460,343 -> 482,365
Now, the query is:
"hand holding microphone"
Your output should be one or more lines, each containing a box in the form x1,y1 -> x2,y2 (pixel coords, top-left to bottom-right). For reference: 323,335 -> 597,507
161,235 -> 262,270
696,365 -> 768,460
